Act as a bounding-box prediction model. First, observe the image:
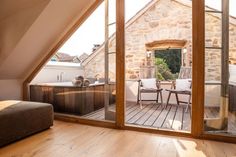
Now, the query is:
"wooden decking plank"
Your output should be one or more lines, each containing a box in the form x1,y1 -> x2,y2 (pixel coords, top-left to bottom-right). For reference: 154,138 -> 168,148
96,112 -> 105,120
81,101 -> 193,132
182,108 -> 191,131
88,110 -> 104,119
83,111 -> 103,119
128,104 -> 155,123
143,104 -> 163,126
125,103 -> 137,112
152,105 -> 171,128
162,105 -> 178,129
83,108 -> 103,117
125,104 -> 142,117
172,106 -> 184,130
126,104 -> 149,121
135,104 -> 161,125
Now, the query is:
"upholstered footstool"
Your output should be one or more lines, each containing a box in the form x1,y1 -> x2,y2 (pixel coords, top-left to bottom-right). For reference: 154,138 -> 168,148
0,100 -> 53,147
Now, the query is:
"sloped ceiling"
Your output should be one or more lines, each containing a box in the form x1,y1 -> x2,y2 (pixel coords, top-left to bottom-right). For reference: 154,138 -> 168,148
0,0 -> 96,79
0,0 -> 51,64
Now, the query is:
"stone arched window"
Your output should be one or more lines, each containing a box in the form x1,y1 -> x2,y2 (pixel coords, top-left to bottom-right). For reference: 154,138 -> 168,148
145,39 -> 190,67
144,40 -> 190,80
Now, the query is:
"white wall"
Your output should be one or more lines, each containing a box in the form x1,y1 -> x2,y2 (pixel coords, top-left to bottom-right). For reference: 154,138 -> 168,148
125,80 -> 190,104
0,79 -> 22,100
0,63 -> 84,101
205,85 -> 221,107
31,62 -> 84,84
125,80 -> 220,107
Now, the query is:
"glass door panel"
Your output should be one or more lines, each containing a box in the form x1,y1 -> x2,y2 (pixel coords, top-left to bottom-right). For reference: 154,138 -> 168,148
104,0 -> 116,120
124,0 -> 192,132
30,1 -> 116,122
204,0 -> 227,132
204,0 -> 236,135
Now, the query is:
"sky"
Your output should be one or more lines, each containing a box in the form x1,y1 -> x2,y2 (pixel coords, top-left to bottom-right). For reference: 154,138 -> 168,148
58,0 -> 236,56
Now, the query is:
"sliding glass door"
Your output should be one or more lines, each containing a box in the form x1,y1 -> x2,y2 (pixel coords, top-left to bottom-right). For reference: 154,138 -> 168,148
124,0 -> 192,133
30,0 -> 117,122
204,0 -> 236,135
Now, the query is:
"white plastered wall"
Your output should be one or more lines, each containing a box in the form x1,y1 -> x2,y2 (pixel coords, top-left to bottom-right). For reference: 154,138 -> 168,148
0,80 -> 22,100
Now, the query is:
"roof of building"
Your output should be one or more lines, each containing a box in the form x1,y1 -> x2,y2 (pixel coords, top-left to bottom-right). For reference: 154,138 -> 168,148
46,61 -> 81,67
55,52 -> 80,63
78,53 -> 89,63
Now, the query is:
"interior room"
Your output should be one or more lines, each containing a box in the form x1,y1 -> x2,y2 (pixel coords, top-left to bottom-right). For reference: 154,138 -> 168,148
1,0 -> 236,156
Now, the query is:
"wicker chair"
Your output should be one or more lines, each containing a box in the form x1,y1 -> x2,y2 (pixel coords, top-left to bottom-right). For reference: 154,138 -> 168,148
137,78 -> 163,108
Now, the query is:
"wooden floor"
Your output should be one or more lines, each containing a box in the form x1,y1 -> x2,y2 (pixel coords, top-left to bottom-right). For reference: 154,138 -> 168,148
1,120 -> 236,157
83,102 -> 236,133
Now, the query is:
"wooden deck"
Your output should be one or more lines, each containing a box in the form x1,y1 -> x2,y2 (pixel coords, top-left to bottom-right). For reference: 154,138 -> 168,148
83,102 -> 236,133
83,102 -> 191,132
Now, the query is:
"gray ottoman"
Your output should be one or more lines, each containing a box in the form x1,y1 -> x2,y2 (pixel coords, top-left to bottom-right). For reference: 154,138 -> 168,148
0,101 -> 53,147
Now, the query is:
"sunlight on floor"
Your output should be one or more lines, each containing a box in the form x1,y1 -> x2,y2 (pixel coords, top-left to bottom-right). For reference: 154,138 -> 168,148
173,139 -> 207,157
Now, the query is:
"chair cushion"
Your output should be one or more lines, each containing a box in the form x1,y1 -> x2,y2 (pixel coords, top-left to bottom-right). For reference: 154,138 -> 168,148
176,79 -> 191,91
141,78 -> 157,89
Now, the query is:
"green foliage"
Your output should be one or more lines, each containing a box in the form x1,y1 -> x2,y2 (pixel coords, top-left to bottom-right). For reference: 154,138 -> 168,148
155,49 -> 181,74
155,58 -> 175,81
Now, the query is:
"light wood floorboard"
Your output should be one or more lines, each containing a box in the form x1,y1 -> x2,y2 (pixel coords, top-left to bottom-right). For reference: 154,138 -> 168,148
1,120 -> 236,157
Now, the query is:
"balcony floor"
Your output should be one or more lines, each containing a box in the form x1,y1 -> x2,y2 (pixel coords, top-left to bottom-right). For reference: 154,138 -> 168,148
83,101 -> 236,133
84,102 -> 191,132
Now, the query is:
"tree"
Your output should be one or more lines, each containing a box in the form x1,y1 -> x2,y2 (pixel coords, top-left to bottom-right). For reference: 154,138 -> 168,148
155,49 -> 181,74
155,58 -> 174,80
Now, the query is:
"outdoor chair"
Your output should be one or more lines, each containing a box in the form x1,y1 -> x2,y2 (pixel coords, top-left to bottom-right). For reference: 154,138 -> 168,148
137,78 -> 163,108
166,67 -> 192,112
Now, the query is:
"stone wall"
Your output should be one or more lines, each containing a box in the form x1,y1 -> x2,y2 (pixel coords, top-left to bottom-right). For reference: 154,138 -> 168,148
82,0 -> 236,81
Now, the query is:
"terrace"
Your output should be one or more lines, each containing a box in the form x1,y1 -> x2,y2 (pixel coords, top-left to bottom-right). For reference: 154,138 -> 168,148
83,102 -> 236,133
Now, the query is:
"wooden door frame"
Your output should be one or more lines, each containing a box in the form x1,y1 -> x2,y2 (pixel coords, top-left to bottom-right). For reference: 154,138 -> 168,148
191,0 -> 205,138
116,0 -> 125,128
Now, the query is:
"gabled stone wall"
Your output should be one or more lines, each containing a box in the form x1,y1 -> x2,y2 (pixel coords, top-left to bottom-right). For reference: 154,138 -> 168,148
82,0 -> 236,81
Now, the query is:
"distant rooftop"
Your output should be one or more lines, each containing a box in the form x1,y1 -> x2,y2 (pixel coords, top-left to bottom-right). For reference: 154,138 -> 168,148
46,61 -> 81,67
